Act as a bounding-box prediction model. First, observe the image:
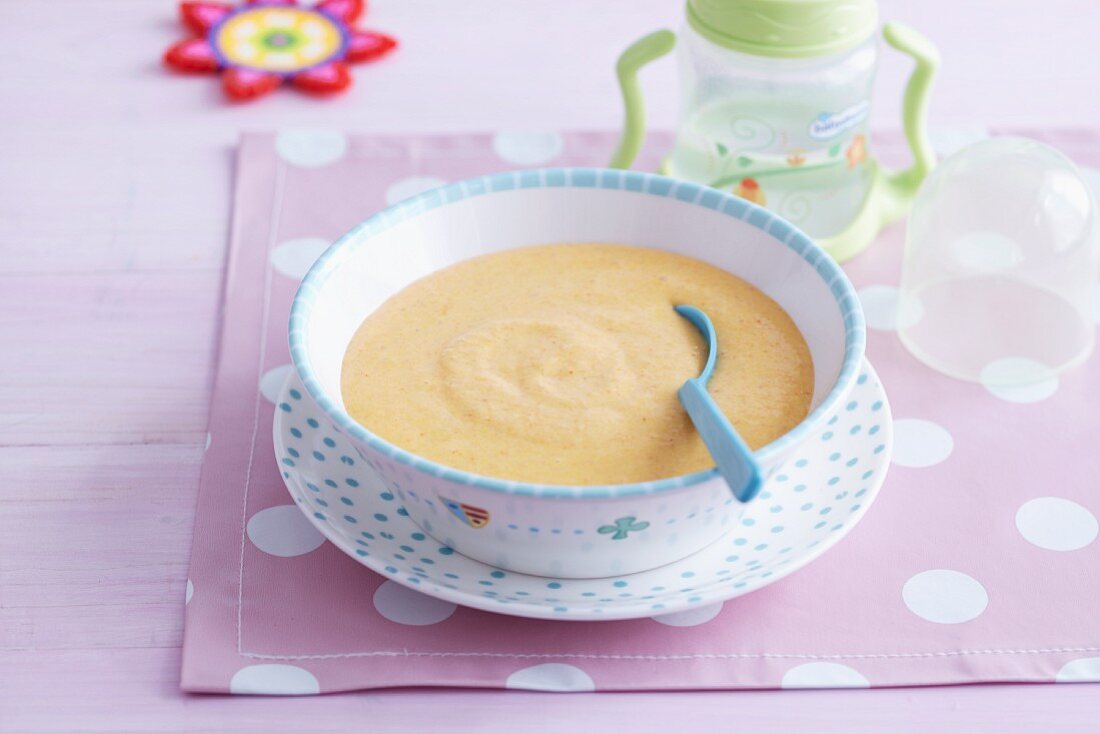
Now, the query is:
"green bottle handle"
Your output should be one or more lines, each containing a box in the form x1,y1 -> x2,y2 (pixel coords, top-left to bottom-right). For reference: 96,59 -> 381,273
878,21 -> 940,219
820,22 -> 940,261
609,30 -> 676,170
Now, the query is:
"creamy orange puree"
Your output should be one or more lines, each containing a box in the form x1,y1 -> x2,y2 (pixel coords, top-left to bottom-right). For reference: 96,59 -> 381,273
341,244 -> 813,485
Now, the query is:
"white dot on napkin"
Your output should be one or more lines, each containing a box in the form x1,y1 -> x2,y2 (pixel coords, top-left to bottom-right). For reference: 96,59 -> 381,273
373,580 -> 456,626
275,130 -> 348,167
492,131 -> 563,165
950,231 -> 1022,272
1057,657 -> 1100,683
229,664 -> 320,695
1016,497 -> 1097,551
891,418 -> 953,468
857,285 -> 922,331
928,126 -> 991,157
979,357 -> 1059,404
781,662 -> 870,689
651,602 -> 724,627
271,237 -> 330,280
505,663 -> 595,692
259,365 -> 294,404
903,569 -> 988,624
185,578 -> 194,605
385,176 -> 447,206
246,505 -> 326,557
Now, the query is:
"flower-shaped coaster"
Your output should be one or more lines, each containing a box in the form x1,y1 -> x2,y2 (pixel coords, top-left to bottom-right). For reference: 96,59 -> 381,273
164,0 -> 396,100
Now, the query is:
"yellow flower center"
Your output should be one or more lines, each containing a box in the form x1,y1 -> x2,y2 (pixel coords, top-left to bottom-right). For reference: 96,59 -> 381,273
215,7 -> 343,72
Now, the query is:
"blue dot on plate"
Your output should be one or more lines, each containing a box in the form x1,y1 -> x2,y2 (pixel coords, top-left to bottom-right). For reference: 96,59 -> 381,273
771,526 -> 784,533
312,451 -> 326,461
346,478 -> 359,487
323,437 -> 336,448
733,537 -> 747,546
794,459 -> 808,468
681,571 -> 695,578
547,581 -> 561,589
343,514 -> 357,523
380,492 -> 394,501
490,570 -> 506,579
290,428 -> 302,438
340,455 -> 354,465
340,496 -> 353,506
307,418 -> 319,428
373,513 -> 388,522
613,580 -> 627,588
411,532 -> 426,541
439,547 -> 454,555
278,403 -> 292,413
822,431 -> 834,441
742,518 -> 755,526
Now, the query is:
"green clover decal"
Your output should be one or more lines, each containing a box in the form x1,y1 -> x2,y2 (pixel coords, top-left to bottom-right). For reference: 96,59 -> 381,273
598,516 -> 650,540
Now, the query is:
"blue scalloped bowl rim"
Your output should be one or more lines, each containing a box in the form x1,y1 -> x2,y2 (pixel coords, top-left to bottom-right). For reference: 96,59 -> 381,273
288,168 -> 866,500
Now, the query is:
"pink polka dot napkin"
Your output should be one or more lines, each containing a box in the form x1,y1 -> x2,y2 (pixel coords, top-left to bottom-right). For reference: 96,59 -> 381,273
181,130 -> 1100,694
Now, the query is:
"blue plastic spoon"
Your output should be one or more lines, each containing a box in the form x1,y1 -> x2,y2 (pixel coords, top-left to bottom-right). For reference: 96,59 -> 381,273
675,305 -> 762,503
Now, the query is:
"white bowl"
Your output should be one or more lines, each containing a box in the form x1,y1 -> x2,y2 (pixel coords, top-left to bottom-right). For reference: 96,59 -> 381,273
289,168 -> 865,578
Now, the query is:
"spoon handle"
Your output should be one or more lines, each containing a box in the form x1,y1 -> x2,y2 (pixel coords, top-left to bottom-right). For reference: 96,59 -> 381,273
678,378 -> 762,503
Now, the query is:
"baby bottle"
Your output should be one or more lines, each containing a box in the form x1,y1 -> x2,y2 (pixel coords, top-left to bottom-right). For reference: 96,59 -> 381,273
611,0 -> 939,261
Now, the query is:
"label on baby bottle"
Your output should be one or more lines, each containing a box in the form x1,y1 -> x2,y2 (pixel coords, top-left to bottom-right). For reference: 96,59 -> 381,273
808,101 -> 870,140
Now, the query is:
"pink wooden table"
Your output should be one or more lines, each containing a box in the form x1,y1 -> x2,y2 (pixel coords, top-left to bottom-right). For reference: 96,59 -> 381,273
3,1 -> 1100,730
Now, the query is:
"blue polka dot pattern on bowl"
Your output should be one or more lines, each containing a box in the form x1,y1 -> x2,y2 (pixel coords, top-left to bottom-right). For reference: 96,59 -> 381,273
273,360 -> 892,621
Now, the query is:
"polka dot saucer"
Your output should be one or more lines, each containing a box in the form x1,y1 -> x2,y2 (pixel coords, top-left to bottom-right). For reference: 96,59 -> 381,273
273,359 -> 893,621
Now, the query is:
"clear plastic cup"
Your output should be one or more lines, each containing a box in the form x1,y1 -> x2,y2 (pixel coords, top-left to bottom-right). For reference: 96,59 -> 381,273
898,137 -> 1099,385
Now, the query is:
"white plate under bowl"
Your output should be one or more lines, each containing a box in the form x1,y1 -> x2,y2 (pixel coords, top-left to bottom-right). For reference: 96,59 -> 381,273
273,359 -> 892,621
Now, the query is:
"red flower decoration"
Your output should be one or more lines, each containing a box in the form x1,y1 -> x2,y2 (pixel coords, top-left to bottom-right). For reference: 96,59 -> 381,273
164,0 -> 396,100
